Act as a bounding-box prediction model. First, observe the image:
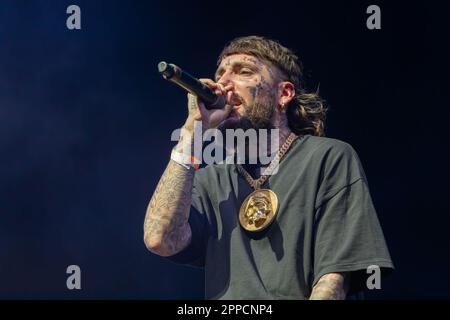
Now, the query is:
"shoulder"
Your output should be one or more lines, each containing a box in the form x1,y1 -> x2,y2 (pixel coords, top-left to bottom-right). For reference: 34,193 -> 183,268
296,135 -> 359,161
297,135 -> 367,187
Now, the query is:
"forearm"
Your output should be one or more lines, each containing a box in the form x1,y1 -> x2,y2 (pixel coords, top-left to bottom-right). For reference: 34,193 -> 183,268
144,88 -> 226,257
309,273 -> 348,300
144,142 -> 196,257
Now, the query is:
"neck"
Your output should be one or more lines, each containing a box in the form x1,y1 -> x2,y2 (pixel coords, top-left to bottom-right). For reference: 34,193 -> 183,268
242,111 -> 292,167
224,109 -> 293,167
270,109 -> 292,153
241,113 -> 292,178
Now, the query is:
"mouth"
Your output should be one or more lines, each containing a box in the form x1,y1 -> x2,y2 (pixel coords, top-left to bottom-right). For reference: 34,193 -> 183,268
220,94 -> 245,128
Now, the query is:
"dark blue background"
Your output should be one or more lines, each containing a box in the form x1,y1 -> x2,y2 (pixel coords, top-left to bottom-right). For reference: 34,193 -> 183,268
1,0 -> 449,299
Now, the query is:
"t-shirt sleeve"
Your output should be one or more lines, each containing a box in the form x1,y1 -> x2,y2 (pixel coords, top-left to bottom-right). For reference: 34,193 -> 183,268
312,142 -> 394,293
165,171 -> 210,268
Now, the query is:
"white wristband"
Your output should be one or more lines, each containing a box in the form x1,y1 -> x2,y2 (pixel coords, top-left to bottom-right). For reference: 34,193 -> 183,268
170,149 -> 199,170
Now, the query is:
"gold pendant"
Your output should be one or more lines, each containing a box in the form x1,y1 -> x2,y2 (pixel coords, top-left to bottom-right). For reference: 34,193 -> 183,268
239,189 -> 279,232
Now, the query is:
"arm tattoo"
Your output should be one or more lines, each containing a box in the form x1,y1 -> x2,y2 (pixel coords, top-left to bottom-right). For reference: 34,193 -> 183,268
189,94 -> 197,112
144,159 -> 195,256
309,273 -> 349,300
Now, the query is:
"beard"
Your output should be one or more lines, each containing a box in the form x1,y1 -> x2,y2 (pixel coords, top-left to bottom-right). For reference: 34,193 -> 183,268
218,98 -> 276,166
223,99 -> 275,131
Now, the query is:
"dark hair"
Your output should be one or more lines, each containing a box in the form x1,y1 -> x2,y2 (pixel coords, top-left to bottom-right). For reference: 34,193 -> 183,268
218,36 -> 327,136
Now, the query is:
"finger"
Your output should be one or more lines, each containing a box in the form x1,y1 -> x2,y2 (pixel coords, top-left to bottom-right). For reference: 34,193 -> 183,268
226,91 -> 233,105
224,83 -> 234,91
216,83 -> 226,95
199,78 -> 223,95
196,96 -> 208,119
199,78 -> 218,88
211,83 -> 224,96
219,83 -> 235,102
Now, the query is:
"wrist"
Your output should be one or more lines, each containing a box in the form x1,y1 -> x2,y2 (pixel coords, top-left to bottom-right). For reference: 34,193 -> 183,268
171,120 -> 204,170
170,149 -> 200,171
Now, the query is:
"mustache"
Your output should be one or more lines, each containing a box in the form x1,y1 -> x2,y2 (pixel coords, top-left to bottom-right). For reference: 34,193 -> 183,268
228,92 -> 245,106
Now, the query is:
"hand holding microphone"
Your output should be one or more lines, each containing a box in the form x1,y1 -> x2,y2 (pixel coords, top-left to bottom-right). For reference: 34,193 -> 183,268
158,61 -> 231,109
158,61 -> 239,131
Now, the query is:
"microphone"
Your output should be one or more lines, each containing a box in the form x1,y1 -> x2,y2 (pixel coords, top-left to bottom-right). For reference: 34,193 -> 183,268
158,61 -> 226,110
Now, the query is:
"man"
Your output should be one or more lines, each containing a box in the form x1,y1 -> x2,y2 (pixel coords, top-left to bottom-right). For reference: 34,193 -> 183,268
144,36 -> 394,299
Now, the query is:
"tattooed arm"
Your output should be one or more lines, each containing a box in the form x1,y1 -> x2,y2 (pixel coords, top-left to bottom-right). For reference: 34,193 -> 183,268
144,83 -> 233,257
143,152 -> 195,257
143,93 -> 199,257
309,273 -> 349,300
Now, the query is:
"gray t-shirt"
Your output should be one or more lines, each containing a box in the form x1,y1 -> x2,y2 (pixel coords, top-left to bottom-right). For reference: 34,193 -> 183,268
168,134 -> 394,299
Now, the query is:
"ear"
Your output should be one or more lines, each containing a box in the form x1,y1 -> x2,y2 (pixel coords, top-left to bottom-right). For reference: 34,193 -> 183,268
277,81 -> 296,110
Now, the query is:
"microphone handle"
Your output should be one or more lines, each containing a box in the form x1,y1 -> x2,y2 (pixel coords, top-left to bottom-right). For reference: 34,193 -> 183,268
158,62 -> 225,110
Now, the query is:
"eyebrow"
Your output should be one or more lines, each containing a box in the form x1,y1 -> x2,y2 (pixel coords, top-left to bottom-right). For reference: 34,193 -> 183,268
214,61 -> 259,81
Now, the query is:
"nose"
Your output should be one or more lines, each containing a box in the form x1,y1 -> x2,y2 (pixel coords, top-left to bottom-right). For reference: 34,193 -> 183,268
217,70 -> 233,86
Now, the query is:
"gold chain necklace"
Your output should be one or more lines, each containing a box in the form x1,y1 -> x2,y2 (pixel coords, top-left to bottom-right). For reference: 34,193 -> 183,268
236,132 -> 298,232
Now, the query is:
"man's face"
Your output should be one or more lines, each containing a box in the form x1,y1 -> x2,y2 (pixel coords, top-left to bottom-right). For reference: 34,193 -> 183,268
215,54 -> 281,130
